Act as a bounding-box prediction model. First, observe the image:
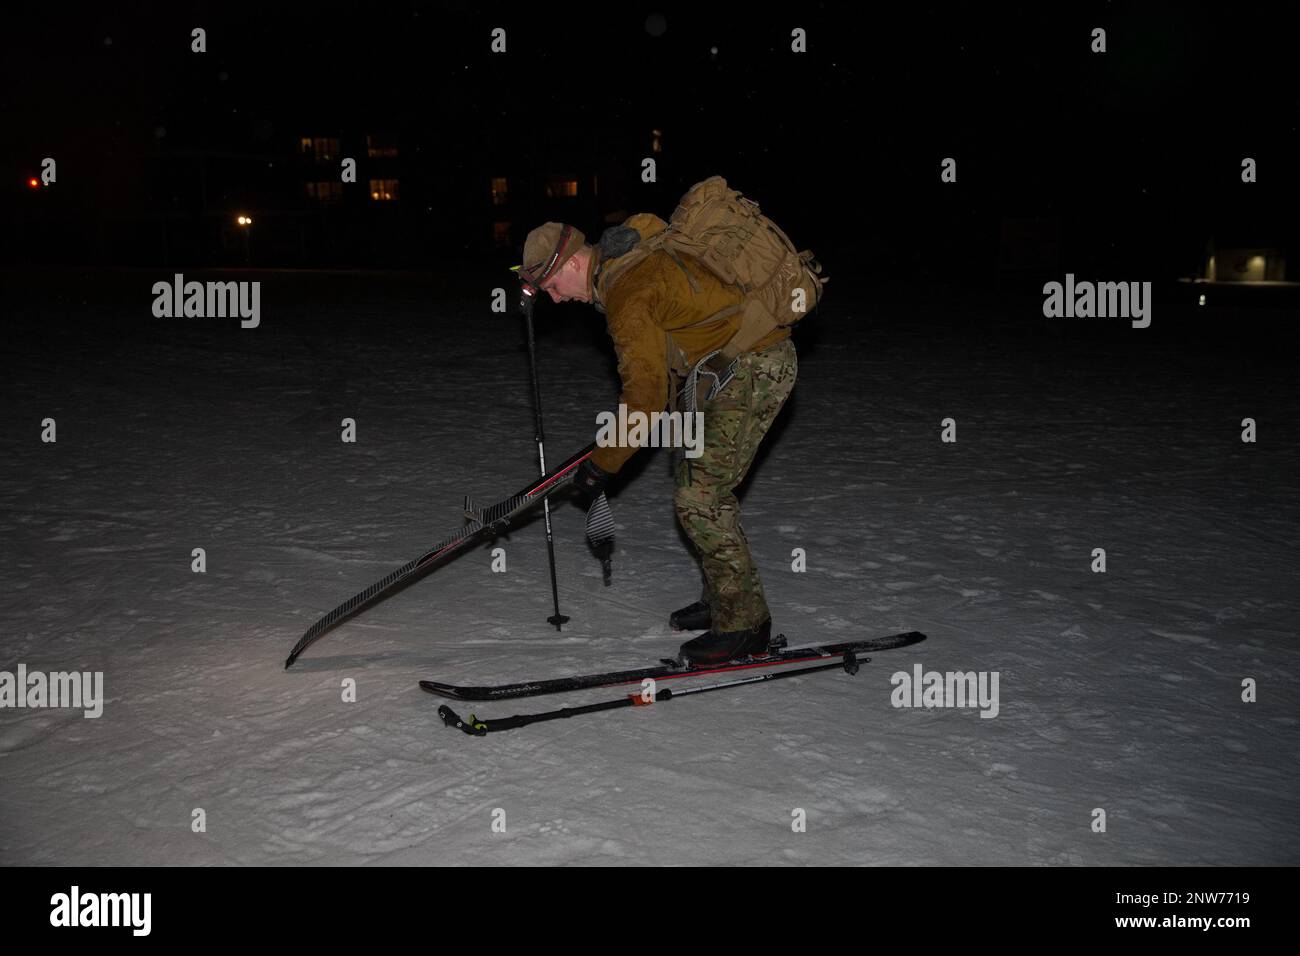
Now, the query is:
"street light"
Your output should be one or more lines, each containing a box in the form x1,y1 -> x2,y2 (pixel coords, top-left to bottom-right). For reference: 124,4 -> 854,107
236,214 -> 253,264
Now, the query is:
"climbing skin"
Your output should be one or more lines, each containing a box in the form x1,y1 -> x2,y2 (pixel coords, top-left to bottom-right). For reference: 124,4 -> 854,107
673,337 -> 798,632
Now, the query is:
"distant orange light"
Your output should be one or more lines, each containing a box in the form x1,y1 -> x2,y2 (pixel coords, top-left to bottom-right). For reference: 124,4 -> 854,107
28,178 -> 39,188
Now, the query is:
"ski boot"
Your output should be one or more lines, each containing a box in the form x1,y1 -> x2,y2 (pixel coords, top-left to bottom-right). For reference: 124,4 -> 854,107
679,618 -> 773,667
669,599 -> 712,631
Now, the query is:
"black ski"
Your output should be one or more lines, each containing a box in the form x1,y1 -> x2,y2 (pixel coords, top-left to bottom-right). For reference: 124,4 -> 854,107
285,442 -> 597,669
419,630 -> 926,701
437,649 -> 870,736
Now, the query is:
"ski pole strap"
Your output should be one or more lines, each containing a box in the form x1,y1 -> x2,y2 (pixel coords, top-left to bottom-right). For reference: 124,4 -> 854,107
585,491 -> 615,586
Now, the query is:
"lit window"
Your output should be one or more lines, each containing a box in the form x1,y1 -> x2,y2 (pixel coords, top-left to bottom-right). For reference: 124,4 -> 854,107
545,178 -> 578,198
366,134 -> 398,158
652,129 -> 662,153
369,178 -> 399,201
491,177 -> 509,205
301,137 -> 339,163
493,221 -> 512,246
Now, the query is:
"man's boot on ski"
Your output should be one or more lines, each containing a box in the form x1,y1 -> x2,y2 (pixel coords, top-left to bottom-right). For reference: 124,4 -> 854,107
669,598 -> 712,631
679,618 -> 773,666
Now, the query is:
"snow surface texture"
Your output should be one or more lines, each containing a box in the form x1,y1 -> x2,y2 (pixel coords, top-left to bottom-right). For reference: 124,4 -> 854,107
1,268 -> 1296,865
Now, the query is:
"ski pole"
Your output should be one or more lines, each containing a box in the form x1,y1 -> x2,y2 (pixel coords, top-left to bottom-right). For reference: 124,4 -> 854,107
437,651 -> 865,736
519,288 -> 569,630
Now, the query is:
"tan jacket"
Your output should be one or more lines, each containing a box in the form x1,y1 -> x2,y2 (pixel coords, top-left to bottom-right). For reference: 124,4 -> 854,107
587,214 -> 789,473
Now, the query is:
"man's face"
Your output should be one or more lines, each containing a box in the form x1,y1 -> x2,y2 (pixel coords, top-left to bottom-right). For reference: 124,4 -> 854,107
539,252 -> 590,304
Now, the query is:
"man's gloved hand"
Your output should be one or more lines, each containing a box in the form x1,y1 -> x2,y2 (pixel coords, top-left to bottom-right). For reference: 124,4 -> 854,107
573,458 -> 611,500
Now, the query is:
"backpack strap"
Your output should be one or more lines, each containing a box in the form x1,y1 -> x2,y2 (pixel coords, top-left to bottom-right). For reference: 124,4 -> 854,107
664,300 -> 745,380
715,299 -> 780,365
662,245 -> 701,294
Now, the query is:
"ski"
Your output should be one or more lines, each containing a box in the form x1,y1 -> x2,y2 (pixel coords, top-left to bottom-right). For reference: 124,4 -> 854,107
436,649 -> 870,736
419,630 -> 926,701
284,442 -> 597,669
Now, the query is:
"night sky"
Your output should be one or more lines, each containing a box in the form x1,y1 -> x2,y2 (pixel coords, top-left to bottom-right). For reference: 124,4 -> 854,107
4,2 -> 1294,277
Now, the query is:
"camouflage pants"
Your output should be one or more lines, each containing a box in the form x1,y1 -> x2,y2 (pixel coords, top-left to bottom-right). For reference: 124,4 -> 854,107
673,337 -> 797,632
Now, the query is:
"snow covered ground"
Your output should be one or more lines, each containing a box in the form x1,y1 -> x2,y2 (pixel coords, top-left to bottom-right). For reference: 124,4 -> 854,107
2,266 -> 1297,865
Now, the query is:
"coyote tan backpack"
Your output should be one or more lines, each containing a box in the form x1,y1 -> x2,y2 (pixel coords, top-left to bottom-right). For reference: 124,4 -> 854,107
600,176 -> 827,369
